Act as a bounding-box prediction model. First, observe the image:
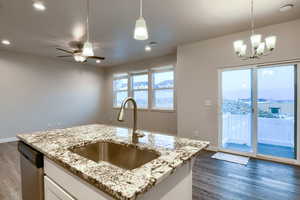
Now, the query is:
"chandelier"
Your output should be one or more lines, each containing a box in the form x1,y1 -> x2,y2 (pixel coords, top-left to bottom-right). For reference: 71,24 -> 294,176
233,0 -> 277,60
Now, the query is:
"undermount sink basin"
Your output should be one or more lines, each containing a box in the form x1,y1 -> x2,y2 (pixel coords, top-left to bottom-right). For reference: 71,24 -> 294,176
70,142 -> 160,170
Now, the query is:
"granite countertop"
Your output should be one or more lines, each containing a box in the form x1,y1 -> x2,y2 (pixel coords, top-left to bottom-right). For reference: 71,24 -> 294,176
17,124 -> 209,200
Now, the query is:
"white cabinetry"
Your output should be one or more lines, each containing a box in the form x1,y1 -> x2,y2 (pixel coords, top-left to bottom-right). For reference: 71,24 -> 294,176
44,157 -> 193,200
44,176 -> 75,200
44,158 -> 112,200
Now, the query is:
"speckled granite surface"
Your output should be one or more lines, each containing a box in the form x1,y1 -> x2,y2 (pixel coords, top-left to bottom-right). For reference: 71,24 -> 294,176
17,124 -> 209,200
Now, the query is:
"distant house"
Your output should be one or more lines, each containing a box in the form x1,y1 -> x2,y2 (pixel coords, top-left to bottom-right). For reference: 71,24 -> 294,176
270,107 -> 280,114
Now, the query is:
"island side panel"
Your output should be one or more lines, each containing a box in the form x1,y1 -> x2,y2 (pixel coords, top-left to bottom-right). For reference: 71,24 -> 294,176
139,160 -> 193,200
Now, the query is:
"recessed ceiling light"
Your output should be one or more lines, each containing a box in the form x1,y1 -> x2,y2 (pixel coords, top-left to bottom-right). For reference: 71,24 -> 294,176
145,41 -> 157,52
33,1 -> 46,11
1,39 -> 11,45
145,45 -> 152,52
96,59 -> 101,63
280,4 -> 294,12
149,41 -> 158,47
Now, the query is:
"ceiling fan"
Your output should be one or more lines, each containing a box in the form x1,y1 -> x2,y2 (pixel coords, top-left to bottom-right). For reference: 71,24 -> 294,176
57,0 -> 104,63
56,41 -> 105,63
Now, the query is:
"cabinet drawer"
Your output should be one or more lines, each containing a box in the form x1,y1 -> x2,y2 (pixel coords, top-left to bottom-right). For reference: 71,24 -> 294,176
45,176 -> 75,200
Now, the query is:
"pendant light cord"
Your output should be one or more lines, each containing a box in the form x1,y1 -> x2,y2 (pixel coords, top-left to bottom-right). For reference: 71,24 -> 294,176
140,0 -> 143,17
251,0 -> 254,35
86,0 -> 90,42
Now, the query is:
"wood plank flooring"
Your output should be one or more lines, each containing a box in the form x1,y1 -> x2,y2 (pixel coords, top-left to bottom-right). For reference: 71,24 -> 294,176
1,142 -> 300,200
0,142 -> 21,200
193,151 -> 300,200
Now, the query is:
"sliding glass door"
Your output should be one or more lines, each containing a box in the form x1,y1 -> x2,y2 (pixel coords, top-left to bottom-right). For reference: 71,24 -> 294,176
257,66 -> 296,159
221,69 -> 253,153
220,65 -> 297,159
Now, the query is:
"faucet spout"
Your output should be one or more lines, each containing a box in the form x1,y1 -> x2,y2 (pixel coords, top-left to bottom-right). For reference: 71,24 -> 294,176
117,97 -> 144,143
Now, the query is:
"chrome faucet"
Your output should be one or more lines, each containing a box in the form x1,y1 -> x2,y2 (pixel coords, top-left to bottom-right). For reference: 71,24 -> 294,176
117,97 -> 144,143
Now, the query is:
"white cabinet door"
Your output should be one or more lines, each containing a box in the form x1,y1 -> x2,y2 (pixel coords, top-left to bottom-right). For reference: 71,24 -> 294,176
44,176 -> 75,200
44,158 -> 112,200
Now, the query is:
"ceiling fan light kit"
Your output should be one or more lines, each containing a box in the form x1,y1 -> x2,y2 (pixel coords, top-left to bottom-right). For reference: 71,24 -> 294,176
33,0 -> 46,11
74,53 -> 87,62
134,0 -> 149,40
145,45 -> 151,52
233,0 -> 277,60
2,39 -> 11,45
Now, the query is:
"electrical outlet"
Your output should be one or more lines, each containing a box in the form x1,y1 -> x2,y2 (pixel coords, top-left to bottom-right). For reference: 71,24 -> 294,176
204,99 -> 212,106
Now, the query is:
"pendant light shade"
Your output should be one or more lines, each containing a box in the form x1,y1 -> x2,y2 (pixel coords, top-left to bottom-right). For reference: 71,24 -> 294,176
82,0 -> 94,57
134,16 -> 148,40
134,0 -> 148,40
82,41 -> 94,57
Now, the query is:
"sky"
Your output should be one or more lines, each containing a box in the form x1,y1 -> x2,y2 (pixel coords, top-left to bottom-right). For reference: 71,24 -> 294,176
222,65 -> 295,100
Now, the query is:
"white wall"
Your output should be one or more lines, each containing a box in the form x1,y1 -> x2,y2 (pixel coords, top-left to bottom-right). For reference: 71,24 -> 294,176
0,50 -> 105,139
177,19 -> 300,147
103,54 -> 177,135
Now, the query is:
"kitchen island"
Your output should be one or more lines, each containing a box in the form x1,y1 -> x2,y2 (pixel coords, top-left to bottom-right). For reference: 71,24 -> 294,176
18,124 -> 209,200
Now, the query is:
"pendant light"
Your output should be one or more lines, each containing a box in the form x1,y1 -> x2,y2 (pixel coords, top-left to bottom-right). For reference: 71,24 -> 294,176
82,0 -> 94,57
134,0 -> 149,40
233,0 -> 276,59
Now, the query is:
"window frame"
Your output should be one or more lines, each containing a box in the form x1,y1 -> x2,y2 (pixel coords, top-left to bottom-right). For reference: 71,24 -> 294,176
112,66 -> 176,112
151,68 -> 175,111
130,71 -> 149,109
112,73 -> 129,108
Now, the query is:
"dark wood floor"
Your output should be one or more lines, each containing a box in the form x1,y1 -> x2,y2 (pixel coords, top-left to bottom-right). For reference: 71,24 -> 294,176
1,142 -> 300,200
193,151 -> 300,200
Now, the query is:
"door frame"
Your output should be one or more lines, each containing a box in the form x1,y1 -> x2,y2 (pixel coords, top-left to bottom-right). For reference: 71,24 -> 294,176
218,62 -> 300,165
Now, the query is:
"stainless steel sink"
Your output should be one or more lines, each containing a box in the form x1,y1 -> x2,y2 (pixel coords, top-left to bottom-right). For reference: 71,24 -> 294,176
70,142 -> 160,170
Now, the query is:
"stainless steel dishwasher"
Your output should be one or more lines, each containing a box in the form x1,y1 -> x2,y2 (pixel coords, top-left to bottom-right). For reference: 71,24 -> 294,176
18,141 -> 44,200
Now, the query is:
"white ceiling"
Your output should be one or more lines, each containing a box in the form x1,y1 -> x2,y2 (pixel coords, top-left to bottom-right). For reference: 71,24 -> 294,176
0,0 -> 299,66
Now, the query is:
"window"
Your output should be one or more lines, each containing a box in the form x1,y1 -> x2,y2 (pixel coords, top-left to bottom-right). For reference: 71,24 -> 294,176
112,66 -> 175,110
152,67 -> 174,110
113,73 -> 128,107
131,73 -> 148,108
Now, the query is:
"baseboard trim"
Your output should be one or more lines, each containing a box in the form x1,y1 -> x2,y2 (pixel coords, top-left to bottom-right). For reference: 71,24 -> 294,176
0,137 -> 19,144
210,146 -> 300,167
221,149 -> 300,166
205,145 -> 219,152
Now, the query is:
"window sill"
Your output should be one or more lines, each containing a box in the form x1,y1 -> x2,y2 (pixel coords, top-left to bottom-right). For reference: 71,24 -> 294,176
112,107 -> 176,113
149,108 -> 176,113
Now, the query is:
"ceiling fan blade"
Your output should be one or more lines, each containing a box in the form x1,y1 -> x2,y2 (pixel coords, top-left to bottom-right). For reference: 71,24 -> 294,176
56,48 -> 73,54
88,56 -> 105,60
57,55 -> 73,57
